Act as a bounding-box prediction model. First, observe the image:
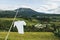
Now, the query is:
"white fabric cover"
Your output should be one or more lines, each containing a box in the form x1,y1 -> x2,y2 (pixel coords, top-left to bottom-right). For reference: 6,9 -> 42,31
14,21 -> 26,34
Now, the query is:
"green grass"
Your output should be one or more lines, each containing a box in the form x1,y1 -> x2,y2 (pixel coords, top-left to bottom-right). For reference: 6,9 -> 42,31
0,18 -> 39,26
0,32 -> 59,40
0,18 -> 60,40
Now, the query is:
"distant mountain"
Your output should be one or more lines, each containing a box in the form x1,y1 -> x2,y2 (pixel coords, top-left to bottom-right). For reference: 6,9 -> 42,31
15,8 -> 37,17
0,7 -> 60,18
15,8 -> 45,18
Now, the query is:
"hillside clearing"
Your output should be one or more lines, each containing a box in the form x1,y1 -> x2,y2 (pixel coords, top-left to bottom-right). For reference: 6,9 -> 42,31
0,32 -> 59,40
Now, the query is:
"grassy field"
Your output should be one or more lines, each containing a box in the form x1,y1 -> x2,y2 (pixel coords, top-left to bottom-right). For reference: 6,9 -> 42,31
0,32 -> 60,40
0,18 -> 39,26
0,18 -> 60,40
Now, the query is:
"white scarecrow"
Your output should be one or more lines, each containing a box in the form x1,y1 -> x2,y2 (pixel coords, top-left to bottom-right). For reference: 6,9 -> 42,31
14,21 -> 26,34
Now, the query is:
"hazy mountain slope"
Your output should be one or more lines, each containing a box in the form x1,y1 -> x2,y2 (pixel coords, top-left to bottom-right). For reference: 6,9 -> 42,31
0,8 -> 60,18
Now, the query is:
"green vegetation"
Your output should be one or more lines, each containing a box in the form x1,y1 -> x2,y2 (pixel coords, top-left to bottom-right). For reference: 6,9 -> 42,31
0,18 -> 39,32
0,18 -> 60,37
0,8 -> 60,40
0,32 -> 60,40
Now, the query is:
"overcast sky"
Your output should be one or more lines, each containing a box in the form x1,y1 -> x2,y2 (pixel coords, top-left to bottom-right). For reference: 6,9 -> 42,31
0,0 -> 60,14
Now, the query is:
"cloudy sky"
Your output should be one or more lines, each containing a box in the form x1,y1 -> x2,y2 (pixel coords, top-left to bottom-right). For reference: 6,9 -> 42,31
0,0 -> 60,14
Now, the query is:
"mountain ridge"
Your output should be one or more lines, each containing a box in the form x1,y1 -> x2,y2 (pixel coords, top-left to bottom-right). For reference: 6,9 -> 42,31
0,8 -> 60,18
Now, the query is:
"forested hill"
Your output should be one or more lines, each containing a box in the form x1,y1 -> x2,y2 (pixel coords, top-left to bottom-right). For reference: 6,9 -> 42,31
0,8 -> 60,18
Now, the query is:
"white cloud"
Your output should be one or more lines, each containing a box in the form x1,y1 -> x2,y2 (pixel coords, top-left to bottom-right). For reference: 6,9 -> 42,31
0,4 -> 18,10
51,0 -> 60,1
20,5 -> 32,8
0,4 -> 32,10
35,3 -> 58,13
0,3 -> 59,14
0,0 -> 60,14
